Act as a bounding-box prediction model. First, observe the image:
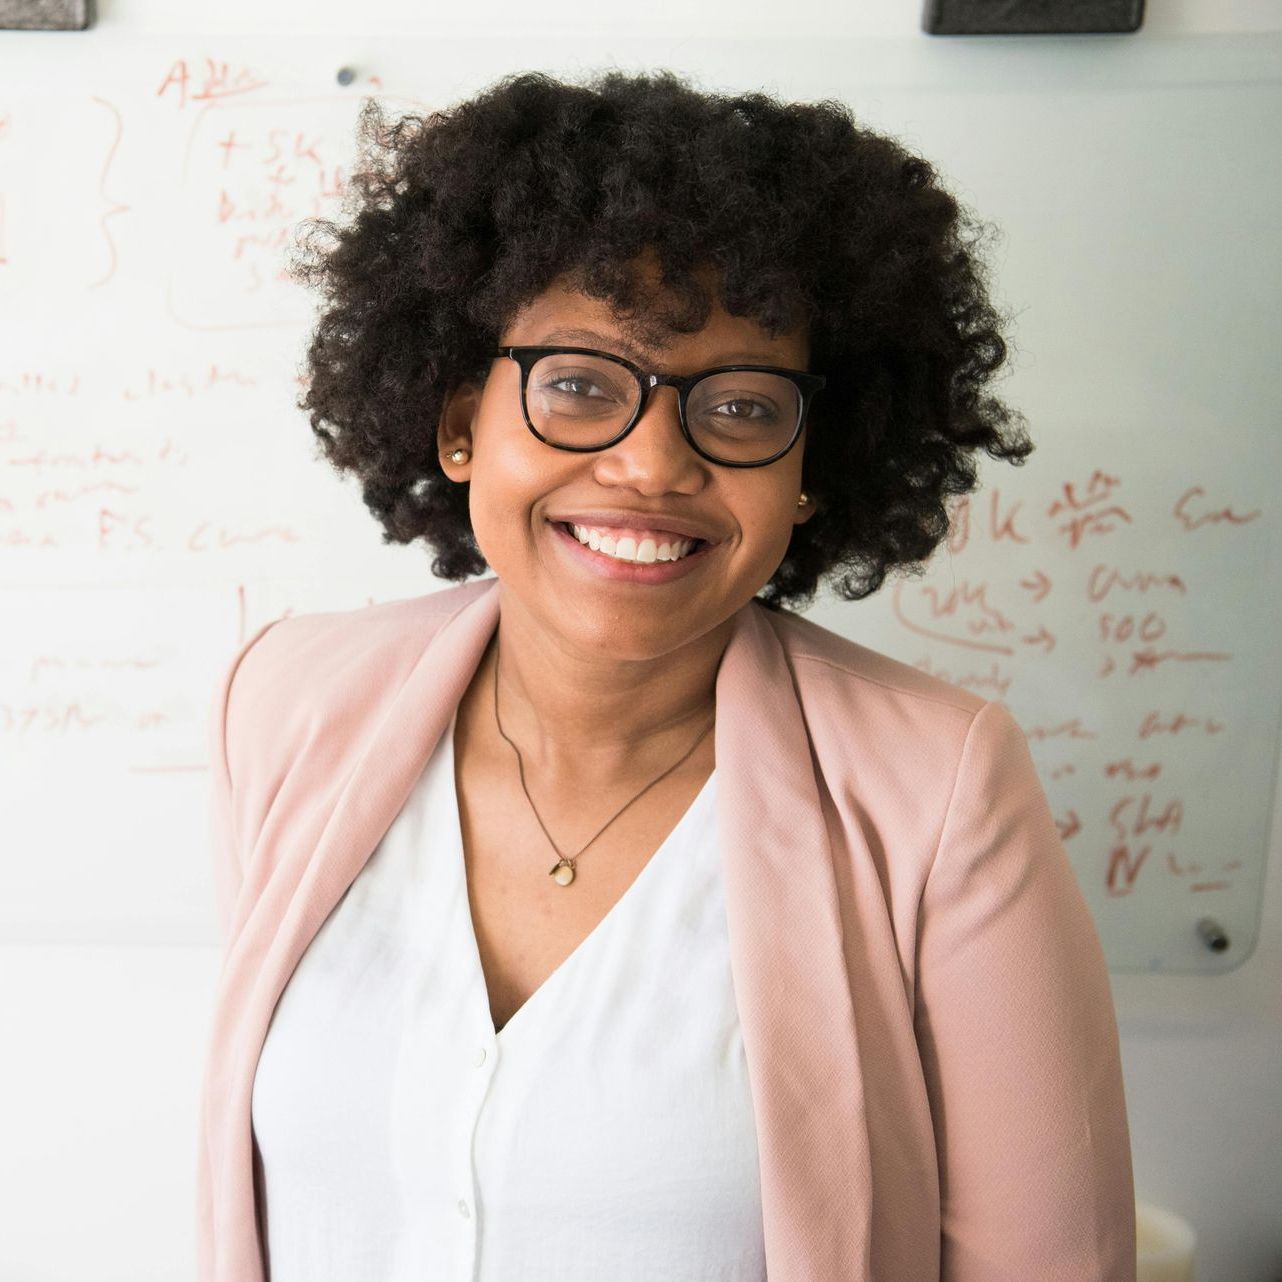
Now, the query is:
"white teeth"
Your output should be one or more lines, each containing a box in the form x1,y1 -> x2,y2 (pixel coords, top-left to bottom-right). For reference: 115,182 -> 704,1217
569,523 -> 697,563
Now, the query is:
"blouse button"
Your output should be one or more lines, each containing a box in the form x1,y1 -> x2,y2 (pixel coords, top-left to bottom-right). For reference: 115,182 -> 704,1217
457,1198 -> 471,1220
474,1046 -> 487,1067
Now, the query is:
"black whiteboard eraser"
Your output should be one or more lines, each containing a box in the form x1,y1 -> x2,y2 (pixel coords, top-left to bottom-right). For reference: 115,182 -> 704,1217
0,0 -> 92,28
923,0 -> 1144,34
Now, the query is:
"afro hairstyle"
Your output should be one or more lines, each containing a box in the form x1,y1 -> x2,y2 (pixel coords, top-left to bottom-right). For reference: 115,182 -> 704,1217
289,67 -> 1033,612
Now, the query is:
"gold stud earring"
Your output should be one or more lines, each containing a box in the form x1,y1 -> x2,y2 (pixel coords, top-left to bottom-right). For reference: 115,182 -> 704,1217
445,448 -> 470,464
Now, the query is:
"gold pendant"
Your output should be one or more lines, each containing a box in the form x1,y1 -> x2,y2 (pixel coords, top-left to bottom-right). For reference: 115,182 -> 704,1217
549,859 -> 576,886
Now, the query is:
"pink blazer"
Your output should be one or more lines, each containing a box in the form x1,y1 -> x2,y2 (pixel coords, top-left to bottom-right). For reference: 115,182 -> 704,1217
196,576 -> 1136,1281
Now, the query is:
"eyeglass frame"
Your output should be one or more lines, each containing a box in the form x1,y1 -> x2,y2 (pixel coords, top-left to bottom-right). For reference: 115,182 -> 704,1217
492,345 -> 827,469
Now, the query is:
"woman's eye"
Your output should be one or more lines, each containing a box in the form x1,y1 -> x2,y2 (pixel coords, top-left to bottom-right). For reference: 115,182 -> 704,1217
551,377 -> 603,397
714,398 -> 771,419
541,372 -> 622,400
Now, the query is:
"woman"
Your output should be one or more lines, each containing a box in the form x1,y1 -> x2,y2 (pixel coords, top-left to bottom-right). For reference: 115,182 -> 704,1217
196,70 -> 1136,1281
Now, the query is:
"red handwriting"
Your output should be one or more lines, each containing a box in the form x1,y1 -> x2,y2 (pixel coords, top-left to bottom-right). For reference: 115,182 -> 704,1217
892,580 -> 1017,655
1055,809 -> 1083,841
941,491 -> 1032,555
0,703 -> 111,734
34,480 -> 140,507
0,528 -> 59,549
216,129 -> 252,168
1048,469 -> 1134,548
910,655 -> 1013,696
1098,612 -> 1166,643
166,101 -> 354,318
1173,485 -> 1262,531
1048,468 -> 1123,516
1104,794 -> 1184,896
156,59 -> 269,110
262,128 -> 324,167
1103,758 -> 1163,781
1166,847 -> 1240,893
88,514 -> 304,553
8,439 -> 187,470
121,365 -> 258,399
186,523 -> 302,551
918,581 -> 1015,636
218,187 -> 290,225
1024,718 -> 1097,742
1137,711 -> 1227,738
1087,565 -> 1188,601
1109,793 -> 1184,841
1019,568 -> 1051,603
98,511 -> 158,551
0,703 -> 185,735
1106,842 -> 1150,896
0,372 -> 82,395
990,490 -> 1031,545
1123,647 -> 1233,675
29,653 -> 163,682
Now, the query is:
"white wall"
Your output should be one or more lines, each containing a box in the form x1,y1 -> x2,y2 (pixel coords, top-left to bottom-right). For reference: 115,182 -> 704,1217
2,2 -> 1280,1279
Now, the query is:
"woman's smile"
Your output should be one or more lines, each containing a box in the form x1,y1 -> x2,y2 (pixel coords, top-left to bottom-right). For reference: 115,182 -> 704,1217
547,516 -> 719,586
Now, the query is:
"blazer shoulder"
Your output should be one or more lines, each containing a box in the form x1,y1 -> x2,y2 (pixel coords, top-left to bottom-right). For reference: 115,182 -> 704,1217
235,578 -> 491,685
764,604 -> 988,724
221,578 -> 493,755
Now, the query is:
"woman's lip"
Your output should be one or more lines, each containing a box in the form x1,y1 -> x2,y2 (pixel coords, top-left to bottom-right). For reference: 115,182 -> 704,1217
547,519 -> 715,585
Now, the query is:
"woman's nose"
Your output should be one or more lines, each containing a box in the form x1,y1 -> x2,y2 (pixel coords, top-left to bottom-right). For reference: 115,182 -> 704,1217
595,385 -> 703,486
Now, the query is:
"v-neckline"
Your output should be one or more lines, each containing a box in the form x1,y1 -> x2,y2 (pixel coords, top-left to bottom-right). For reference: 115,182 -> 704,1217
446,719 -> 716,1043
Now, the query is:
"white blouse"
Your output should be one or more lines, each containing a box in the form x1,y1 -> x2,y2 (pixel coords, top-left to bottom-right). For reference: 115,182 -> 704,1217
251,708 -> 766,1281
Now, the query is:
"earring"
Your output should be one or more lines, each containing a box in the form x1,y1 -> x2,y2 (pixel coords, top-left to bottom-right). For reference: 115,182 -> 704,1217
798,491 -> 811,507
444,448 -> 470,464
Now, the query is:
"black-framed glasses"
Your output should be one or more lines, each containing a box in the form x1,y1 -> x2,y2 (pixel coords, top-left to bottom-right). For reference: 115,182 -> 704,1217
493,346 -> 826,468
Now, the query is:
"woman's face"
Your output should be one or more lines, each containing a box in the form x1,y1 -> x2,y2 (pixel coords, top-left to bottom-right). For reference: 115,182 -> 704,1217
439,267 -> 817,663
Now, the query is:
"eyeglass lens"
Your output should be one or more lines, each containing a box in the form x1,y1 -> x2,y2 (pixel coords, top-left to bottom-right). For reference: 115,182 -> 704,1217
524,352 -> 802,464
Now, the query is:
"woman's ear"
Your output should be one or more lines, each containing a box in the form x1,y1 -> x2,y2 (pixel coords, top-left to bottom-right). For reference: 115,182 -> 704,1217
793,493 -> 819,526
437,382 -> 480,481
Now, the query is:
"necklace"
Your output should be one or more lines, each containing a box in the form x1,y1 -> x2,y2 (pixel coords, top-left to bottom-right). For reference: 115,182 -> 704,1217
491,632 -> 714,886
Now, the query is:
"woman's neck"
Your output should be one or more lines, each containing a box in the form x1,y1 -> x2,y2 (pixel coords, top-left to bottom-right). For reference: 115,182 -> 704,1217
467,589 -> 729,784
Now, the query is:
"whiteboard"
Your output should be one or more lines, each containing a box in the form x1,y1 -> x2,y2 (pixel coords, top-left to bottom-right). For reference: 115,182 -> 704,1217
1,32 -> 1278,973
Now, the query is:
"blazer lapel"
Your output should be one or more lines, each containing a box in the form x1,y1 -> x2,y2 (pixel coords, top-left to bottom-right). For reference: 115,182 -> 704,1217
277,581 -> 504,938
716,601 -> 875,1280
213,581 -> 503,1278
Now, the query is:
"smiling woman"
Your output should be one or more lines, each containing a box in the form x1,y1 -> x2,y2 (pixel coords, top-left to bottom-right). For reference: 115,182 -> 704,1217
196,69 -> 1136,1282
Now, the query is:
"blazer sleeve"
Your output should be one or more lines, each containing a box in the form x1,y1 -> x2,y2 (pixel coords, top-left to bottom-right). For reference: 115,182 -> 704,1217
206,617 -> 287,946
913,698 -> 1136,1282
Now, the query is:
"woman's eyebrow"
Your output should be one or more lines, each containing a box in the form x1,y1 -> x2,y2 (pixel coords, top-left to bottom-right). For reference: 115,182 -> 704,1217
536,326 -> 787,366
538,327 -> 643,358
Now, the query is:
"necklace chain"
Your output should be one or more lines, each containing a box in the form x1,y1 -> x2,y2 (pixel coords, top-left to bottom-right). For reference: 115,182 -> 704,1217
491,632 -> 714,886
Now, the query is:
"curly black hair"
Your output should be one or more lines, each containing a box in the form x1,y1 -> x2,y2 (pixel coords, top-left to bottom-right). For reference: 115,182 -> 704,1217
289,68 -> 1032,613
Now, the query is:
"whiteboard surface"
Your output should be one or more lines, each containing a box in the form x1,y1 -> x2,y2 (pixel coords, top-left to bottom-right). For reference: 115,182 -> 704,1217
1,33 -> 1278,972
